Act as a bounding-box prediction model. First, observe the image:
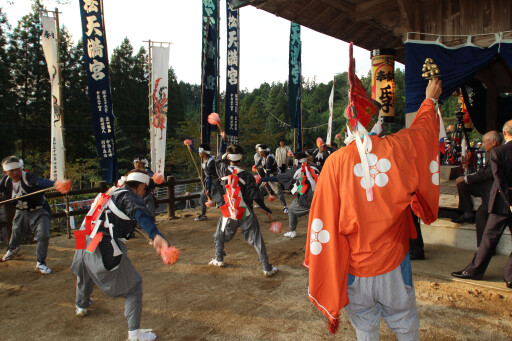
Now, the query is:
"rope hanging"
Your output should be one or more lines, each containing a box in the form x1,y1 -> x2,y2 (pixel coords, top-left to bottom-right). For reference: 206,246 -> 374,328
263,107 -> 346,131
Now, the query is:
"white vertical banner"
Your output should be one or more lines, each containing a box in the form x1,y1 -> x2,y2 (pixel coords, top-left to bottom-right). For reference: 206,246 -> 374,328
326,81 -> 334,145
150,46 -> 170,176
41,15 -> 65,180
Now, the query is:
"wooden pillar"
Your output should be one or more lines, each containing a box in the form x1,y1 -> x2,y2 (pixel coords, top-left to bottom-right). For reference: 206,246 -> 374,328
65,195 -> 71,239
166,176 -> 175,219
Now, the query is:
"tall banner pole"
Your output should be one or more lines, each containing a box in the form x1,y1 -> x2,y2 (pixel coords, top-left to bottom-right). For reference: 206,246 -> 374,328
326,76 -> 335,145
147,40 -> 154,170
299,41 -> 303,151
79,0 -> 118,183
200,18 -> 210,145
54,8 -> 66,178
225,1 -> 240,145
148,41 -> 171,176
215,0 -> 220,134
288,22 -> 301,152
201,0 -> 219,145
41,9 -> 65,180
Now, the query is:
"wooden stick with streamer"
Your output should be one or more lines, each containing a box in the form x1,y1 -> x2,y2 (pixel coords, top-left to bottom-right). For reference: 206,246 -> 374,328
183,139 -> 214,206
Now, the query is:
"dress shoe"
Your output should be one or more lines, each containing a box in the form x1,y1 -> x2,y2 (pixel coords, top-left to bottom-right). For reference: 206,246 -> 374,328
451,214 -> 475,224
451,270 -> 482,280
505,281 -> 512,289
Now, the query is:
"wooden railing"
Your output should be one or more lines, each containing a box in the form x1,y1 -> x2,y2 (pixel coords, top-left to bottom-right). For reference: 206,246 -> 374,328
1,176 -> 202,239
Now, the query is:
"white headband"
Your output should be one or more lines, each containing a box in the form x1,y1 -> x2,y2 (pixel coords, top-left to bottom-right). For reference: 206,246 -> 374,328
133,158 -> 148,165
228,154 -> 243,161
257,147 -> 270,152
117,176 -> 127,187
2,161 -> 23,171
198,148 -> 211,155
126,172 -> 150,185
297,158 -> 308,163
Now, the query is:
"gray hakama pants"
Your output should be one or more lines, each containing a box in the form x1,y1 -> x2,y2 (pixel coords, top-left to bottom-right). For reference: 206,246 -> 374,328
213,209 -> 272,272
259,182 -> 287,208
9,208 -> 50,264
71,239 -> 143,331
344,254 -> 419,341
288,199 -> 311,232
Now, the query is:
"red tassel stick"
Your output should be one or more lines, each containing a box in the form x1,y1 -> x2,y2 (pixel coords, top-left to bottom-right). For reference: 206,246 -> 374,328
160,246 -> 179,265
208,113 -> 223,134
269,221 -> 282,234
152,173 -> 164,185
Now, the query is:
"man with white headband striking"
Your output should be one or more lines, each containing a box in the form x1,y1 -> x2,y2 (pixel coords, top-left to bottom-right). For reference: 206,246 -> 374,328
0,155 -> 71,274
261,151 -> 320,238
195,143 -> 225,221
256,144 -> 289,213
210,140 -> 278,277
305,78 -> 443,338
71,169 -> 171,341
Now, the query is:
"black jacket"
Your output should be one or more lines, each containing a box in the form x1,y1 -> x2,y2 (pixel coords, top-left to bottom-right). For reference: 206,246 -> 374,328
488,140 -> 512,215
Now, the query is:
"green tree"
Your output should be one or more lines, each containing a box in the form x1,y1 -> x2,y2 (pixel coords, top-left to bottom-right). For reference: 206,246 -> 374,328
167,66 -> 185,133
8,0 -> 51,162
110,37 -> 146,155
0,8 -> 16,155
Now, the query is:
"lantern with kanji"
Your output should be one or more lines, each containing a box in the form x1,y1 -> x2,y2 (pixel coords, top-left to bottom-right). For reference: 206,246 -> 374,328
371,48 -> 396,123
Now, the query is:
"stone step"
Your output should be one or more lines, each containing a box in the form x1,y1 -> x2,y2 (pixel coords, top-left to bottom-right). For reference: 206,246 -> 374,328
421,217 -> 511,255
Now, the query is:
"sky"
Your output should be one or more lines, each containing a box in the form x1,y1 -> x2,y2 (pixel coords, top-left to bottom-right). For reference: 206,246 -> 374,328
1,0 -> 402,92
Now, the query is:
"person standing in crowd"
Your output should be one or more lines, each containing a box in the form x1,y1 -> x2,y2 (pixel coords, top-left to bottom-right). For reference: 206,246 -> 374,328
253,144 -> 265,178
195,143 -> 225,221
209,134 -> 278,277
451,131 -> 502,246
305,78 -> 442,338
0,156 -> 72,274
275,138 -> 292,173
452,120 -> 512,289
261,151 -> 319,238
71,169 -> 171,341
256,145 -> 288,213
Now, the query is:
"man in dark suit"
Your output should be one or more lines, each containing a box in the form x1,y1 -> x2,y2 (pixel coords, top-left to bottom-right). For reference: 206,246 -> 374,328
452,120 -> 512,289
451,131 -> 503,246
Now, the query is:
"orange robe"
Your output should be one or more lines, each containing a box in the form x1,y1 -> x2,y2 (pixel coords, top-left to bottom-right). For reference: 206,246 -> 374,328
304,98 -> 440,332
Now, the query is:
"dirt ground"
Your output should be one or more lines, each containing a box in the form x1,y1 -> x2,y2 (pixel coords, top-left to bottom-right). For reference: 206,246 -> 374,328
1,195 -> 511,341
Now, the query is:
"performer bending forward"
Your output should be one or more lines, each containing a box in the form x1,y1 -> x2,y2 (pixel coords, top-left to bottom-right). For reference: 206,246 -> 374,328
209,140 -> 278,277
71,170 -> 170,341
262,151 -> 319,238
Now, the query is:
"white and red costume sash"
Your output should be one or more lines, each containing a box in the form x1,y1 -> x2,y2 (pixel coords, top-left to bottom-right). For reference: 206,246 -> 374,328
74,187 -> 130,256
220,168 -> 250,221
291,163 -> 318,195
